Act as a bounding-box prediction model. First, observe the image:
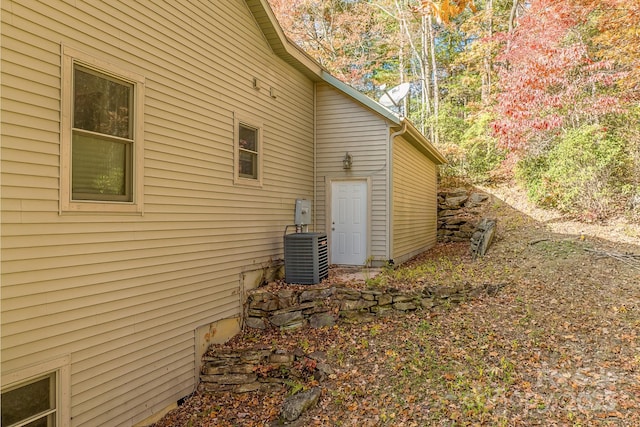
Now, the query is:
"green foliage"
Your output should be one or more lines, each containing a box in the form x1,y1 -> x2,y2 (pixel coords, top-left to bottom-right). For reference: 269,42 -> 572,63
516,124 -> 630,219
433,103 -> 467,146
436,109 -> 506,183
459,113 -> 506,181
365,274 -> 387,289
284,378 -> 305,396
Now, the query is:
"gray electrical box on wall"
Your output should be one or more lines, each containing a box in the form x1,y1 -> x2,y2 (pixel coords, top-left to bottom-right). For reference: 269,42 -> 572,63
294,199 -> 311,226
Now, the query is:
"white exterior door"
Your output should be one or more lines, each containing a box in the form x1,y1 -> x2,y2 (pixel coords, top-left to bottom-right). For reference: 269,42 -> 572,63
331,180 -> 368,265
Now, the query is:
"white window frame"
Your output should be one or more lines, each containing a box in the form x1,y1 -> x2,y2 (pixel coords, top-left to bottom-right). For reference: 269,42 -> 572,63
233,113 -> 263,187
60,45 -> 145,213
1,356 -> 71,427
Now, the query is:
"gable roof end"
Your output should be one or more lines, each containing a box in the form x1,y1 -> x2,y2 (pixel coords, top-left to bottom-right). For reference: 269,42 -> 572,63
244,0 -> 323,80
244,0 -> 446,166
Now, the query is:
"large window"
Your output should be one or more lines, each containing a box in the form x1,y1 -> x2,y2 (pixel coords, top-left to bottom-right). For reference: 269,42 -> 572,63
72,66 -> 133,201
61,46 -> 144,213
234,115 -> 263,186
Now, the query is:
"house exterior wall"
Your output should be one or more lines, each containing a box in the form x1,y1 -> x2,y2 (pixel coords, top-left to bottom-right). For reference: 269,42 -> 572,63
392,136 -> 439,264
315,83 -> 390,264
1,1 -> 314,426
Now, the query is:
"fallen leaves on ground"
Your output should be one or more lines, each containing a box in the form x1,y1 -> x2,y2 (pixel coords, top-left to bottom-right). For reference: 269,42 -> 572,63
153,183 -> 640,426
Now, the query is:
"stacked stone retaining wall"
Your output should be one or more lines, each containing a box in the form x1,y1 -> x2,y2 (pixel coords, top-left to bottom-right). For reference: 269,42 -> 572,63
202,281 -> 502,394
438,188 -> 490,243
200,346 -> 332,393
244,283 -> 481,331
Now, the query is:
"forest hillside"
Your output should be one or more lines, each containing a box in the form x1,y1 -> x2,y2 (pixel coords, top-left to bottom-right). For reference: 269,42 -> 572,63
269,0 -> 639,222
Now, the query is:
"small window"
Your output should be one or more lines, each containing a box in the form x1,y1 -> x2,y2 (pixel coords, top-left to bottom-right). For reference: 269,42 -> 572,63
234,115 -> 263,186
1,373 -> 56,427
61,46 -> 144,213
238,124 -> 258,179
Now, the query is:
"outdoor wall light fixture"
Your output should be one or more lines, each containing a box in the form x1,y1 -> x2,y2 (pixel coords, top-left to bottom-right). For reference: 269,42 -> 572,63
342,152 -> 353,170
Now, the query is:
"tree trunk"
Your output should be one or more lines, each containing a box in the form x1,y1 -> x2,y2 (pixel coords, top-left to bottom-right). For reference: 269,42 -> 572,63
481,0 -> 493,106
421,14 -> 432,137
508,0 -> 519,33
428,13 -> 439,145
396,1 -> 407,116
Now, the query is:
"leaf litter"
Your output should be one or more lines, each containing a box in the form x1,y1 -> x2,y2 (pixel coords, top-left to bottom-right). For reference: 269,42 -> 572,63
153,183 -> 639,426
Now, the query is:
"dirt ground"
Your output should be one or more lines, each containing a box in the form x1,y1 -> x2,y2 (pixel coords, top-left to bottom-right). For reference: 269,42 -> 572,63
153,182 -> 639,426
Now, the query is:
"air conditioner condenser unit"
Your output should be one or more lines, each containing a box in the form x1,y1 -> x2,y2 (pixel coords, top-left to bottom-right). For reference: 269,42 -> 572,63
284,232 -> 329,285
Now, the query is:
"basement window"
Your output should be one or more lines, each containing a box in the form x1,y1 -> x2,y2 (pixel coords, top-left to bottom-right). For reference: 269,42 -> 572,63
1,373 -> 57,427
1,356 -> 70,427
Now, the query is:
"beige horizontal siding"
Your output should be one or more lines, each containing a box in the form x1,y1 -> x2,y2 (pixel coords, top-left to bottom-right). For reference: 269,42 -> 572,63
1,0 -> 314,426
315,83 -> 390,262
2,276 -> 241,350
392,136 -> 438,264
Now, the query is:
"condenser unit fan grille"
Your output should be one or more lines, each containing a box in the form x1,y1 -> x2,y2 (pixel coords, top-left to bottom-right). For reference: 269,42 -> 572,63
284,232 -> 328,284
